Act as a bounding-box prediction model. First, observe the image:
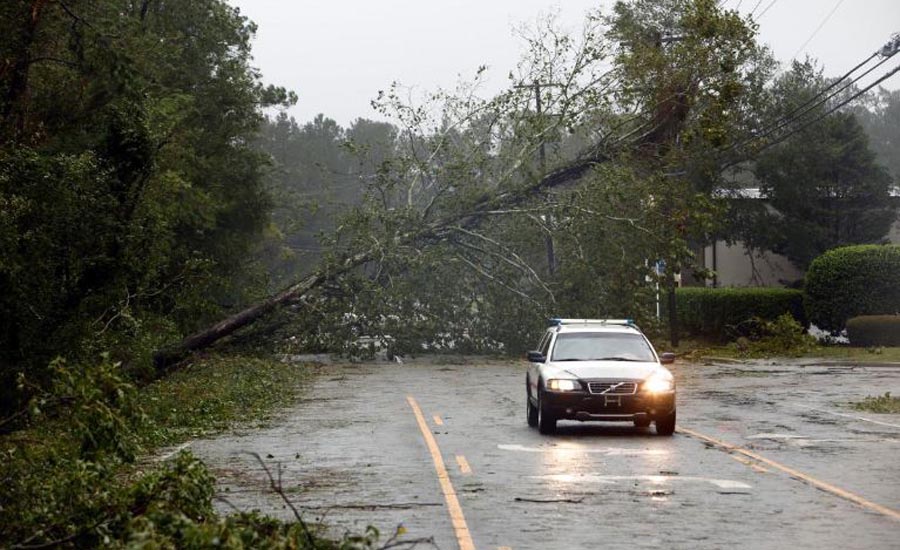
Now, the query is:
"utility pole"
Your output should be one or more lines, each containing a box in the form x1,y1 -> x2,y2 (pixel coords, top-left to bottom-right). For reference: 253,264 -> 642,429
515,81 -> 561,276
646,31 -> 687,348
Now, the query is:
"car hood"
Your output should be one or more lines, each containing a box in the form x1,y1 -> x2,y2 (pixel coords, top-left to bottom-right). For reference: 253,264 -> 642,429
550,360 -> 662,380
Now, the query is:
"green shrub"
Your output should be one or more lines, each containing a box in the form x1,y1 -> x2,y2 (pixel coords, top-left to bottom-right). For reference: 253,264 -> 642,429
846,315 -> 900,347
805,245 -> 900,332
674,287 -> 806,341
732,314 -> 817,356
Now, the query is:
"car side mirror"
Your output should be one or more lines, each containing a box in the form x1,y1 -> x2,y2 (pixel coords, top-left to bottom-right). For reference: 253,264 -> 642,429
527,350 -> 546,363
659,352 -> 676,364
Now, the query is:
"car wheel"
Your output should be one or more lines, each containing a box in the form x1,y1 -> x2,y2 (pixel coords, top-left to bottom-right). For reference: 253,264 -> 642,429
656,409 -> 676,436
526,382 -> 538,427
634,417 -> 651,428
537,386 -> 557,434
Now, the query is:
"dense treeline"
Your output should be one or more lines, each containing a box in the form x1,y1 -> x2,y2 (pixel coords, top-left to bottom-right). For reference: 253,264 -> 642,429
254,113 -> 394,287
0,0 -> 293,415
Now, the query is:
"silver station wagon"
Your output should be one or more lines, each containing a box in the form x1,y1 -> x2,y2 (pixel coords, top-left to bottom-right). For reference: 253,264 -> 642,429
526,318 -> 676,435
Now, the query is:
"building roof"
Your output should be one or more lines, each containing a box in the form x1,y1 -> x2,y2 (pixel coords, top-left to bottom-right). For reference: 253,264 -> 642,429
713,187 -> 900,199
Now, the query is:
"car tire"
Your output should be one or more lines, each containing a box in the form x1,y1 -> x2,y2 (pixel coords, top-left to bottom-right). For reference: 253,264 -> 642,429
526,382 -> 538,427
537,386 -> 557,434
656,409 -> 676,436
634,417 -> 651,428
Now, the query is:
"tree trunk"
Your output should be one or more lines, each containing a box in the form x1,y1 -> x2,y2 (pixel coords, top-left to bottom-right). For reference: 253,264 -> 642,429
1,0 -> 49,140
153,251 -> 371,368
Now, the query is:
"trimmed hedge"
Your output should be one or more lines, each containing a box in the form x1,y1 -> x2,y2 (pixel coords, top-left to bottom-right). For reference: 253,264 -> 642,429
674,287 -> 806,341
805,245 -> 900,332
846,315 -> 900,347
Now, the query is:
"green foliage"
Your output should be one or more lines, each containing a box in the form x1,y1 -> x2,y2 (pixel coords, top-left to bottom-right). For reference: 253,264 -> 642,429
674,286 -> 806,341
846,315 -> 900,347
50,354 -> 144,461
805,245 -> 900,331
138,354 -> 309,447
0,353 -> 382,548
3,446 -> 376,549
0,0 -> 295,416
851,392 -> 900,414
729,313 -> 816,356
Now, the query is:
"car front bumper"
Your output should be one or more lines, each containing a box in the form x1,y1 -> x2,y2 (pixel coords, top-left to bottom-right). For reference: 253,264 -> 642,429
542,390 -> 675,421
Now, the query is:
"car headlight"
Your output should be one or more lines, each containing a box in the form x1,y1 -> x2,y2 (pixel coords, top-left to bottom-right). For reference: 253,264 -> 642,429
547,379 -> 581,392
643,374 -> 674,393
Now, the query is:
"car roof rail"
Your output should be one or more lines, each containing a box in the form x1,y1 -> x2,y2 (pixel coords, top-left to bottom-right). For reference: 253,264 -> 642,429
548,318 -> 635,327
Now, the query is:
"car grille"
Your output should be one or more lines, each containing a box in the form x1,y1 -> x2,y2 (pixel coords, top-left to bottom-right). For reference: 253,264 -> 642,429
587,381 -> 637,395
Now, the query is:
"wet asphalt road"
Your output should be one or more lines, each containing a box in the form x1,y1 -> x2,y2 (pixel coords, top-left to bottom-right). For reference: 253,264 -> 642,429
185,357 -> 900,549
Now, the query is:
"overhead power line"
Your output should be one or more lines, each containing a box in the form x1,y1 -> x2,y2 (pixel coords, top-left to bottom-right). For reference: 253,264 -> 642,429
748,0 -> 765,18
779,51 -> 880,119
725,33 -> 899,159
756,0 -> 779,19
791,0 -> 846,59
752,62 -> 900,156
744,53 -> 891,150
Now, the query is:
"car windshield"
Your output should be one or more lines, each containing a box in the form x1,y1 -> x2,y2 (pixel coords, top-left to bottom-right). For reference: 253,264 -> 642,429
551,332 -> 656,362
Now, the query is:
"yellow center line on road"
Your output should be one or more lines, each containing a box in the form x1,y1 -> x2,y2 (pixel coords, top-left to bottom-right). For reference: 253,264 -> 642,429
729,453 -> 769,473
433,415 -> 444,426
456,455 -> 473,475
678,426 -> 900,522
407,396 -> 476,550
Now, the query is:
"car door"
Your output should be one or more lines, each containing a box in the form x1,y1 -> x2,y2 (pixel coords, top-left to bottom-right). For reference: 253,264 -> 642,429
529,330 -> 552,394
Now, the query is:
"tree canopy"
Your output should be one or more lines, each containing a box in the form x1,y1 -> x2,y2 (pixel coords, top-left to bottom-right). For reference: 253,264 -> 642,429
0,0 -> 293,413
745,61 -> 895,269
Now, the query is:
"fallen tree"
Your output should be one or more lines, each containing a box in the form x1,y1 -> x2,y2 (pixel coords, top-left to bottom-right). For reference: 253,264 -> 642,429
155,0 -> 774,366
153,147 -> 614,367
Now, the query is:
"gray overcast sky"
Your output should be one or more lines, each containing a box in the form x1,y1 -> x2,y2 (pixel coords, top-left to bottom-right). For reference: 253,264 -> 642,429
229,0 -> 900,126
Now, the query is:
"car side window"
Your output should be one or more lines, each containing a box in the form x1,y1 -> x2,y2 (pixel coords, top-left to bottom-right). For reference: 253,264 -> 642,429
539,332 -> 552,357
535,333 -> 548,353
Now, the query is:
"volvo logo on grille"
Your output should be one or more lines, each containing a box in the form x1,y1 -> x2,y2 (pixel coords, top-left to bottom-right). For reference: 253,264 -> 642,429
600,382 -> 625,394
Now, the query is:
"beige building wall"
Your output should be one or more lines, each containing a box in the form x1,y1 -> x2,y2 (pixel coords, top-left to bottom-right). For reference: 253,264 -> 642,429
702,214 -> 898,288
703,241 -> 804,288
888,217 -> 900,244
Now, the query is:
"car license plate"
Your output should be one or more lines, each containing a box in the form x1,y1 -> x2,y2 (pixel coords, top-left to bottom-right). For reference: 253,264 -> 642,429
603,395 -> 622,407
